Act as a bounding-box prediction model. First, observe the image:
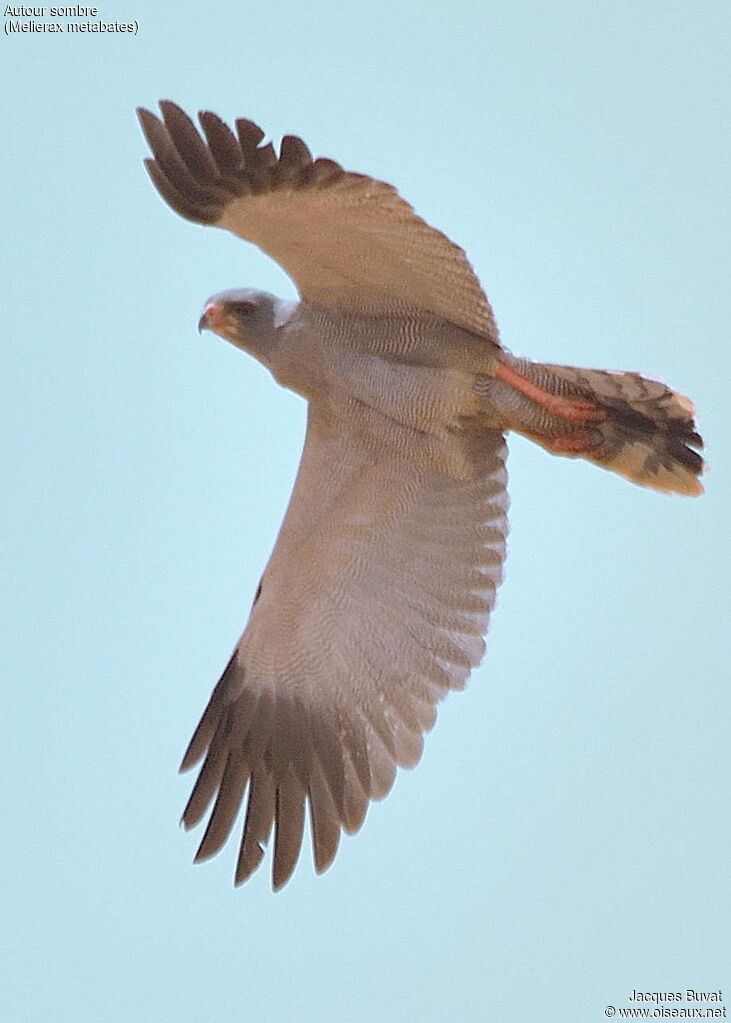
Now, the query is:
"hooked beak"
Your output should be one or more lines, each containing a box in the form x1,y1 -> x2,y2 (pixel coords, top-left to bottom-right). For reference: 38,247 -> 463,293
198,302 -> 225,335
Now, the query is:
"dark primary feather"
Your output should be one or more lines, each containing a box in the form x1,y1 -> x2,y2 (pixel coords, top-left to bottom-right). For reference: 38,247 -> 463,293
136,103 -> 323,225
198,111 -> 245,178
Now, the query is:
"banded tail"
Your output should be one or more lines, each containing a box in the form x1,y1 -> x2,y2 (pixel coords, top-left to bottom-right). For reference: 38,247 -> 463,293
491,356 -> 704,495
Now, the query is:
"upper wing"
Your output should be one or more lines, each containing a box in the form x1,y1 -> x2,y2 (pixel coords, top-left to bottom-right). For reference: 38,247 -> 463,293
180,404 -> 508,889
137,101 -> 499,341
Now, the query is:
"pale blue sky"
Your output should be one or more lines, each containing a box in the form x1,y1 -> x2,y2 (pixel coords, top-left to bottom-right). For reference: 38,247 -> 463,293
2,2 -> 729,1021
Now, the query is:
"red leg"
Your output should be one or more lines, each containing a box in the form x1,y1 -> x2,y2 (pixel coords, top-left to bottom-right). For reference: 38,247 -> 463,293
495,362 -> 606,424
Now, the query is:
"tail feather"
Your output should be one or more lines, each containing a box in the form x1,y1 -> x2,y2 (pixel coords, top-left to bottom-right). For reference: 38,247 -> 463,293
492,357 -> 704,495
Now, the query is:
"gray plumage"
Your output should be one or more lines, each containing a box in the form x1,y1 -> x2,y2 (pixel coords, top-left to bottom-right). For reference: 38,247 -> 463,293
138,102 -> 704,890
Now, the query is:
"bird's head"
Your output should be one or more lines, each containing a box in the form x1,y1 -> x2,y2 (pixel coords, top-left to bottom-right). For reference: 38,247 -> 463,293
198,289 -> 294,361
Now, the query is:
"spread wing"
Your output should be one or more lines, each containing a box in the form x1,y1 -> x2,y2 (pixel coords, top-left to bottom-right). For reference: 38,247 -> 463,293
137,101 -> 499,341
180,405 -> 508,889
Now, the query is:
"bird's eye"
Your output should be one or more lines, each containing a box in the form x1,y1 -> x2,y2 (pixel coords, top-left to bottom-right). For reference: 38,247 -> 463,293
229,301 -> 257,317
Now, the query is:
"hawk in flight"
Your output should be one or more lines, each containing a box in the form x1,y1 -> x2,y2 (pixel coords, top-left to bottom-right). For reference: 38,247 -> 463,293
138,101 -> 704,890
